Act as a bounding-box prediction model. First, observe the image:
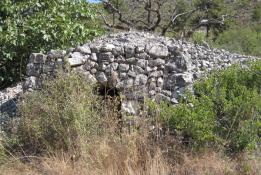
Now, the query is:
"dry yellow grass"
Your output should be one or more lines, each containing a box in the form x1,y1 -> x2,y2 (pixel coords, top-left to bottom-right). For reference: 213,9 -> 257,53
0,133 -> 260,175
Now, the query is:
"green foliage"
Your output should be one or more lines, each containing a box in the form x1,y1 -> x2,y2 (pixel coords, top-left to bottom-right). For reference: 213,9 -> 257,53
101,0 -> 232,37
252,3 -> 261,22
0,142 -> 7,164
0,0 -> 103,89
191,0 -> 231,37
191,31 -> 205,45
149,61 -> 261,153
214,26 -> 261,56
210,1 -> 261,56
193,0 -> 226,14
16,72 -> 102,154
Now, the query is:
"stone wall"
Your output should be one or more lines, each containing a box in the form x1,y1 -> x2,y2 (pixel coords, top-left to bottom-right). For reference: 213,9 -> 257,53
1,32 -> 260,117
23,32 -> 259,114
0,83 -> 22,128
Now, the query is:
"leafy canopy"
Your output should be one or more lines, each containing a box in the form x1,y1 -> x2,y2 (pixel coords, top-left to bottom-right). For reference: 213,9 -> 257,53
0,0 -> 103,89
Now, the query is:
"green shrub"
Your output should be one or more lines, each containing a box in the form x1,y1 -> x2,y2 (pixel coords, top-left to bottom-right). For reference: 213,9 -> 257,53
0,142 -> 7,164
16,72 -> 102,154
0,0 -> 103,89
191,31 -> 206,45
252,3 -> 261,22
149,61 -> 261,153
214,27 -> 261,56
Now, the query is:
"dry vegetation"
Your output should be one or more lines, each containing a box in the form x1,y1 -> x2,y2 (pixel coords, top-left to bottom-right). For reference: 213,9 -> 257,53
0,132 -> 260,175
0,68 -> 260,175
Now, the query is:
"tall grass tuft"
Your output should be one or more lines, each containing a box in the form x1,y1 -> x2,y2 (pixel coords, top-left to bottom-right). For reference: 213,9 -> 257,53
15,72 -> 102,155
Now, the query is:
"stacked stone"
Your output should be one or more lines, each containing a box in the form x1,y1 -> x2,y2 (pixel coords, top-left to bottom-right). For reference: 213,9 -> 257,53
0,83 -> 22,128
22,32 -> 259,114
23,50 -> 66,90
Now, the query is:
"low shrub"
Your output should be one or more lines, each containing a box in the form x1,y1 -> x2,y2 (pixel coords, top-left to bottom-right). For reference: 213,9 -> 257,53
148,61 -> 261,153
191,31 -> 206,45
15,72 -> 102,155
214,26 -> 261,56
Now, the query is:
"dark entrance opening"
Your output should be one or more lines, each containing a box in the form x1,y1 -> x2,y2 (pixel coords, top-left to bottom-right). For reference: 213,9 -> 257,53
98,85 -> 119,97
97,85 -> 123,134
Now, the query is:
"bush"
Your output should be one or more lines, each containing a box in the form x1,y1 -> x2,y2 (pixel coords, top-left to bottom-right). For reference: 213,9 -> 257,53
15,72 -> 102,154
214,27 -> 261,56
149,61 -> 261,153
0,0 -> 103,89
252,3 -> 261,22
191,31 -> 206,45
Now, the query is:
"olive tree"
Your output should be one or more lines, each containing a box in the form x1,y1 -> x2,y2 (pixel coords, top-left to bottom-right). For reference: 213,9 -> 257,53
100,0 -> 234,38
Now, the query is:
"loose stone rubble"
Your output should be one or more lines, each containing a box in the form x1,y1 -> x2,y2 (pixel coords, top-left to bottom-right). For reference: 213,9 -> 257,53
0,32 -> 259,118
0,83 -> 23,129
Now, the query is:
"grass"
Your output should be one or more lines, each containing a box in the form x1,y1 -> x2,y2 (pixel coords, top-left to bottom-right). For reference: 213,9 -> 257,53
0,67 -> 260,174
0,133 -> 260,175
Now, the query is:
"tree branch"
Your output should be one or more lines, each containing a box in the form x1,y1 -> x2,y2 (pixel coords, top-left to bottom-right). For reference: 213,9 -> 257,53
101,0 -> 133,28
147,1 -> 162,31
161,9 -> 197,36
98,11 -> 130,30
185,11 -> 239,38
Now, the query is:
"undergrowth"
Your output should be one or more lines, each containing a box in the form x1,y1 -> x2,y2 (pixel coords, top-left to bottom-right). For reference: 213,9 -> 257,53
13,72 -> 102,155
0,62 -> 260,174
147,61 -> 261,153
